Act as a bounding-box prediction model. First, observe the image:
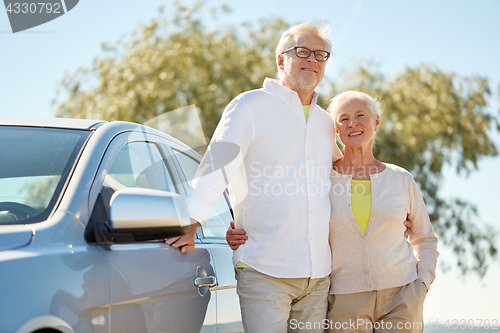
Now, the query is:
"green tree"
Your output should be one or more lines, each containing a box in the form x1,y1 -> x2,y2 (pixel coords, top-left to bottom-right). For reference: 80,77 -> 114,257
54,1 -> 287,140
54,2 -> 499,277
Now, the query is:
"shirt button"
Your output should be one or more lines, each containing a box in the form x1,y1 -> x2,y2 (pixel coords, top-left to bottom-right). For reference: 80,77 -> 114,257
307,157 -> 309,160
309,237 -> 313,241
310,210 -> 313,213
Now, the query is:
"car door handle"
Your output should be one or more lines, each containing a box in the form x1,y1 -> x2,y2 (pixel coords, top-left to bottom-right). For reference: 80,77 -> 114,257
195,266 -> 217,297
194,276 -> 217,288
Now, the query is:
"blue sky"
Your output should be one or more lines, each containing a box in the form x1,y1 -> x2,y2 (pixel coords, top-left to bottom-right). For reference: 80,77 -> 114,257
1,0 -> 499,324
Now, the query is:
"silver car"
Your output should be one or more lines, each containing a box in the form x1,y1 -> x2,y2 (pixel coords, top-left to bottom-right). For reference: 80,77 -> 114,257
0,118 -> 243,333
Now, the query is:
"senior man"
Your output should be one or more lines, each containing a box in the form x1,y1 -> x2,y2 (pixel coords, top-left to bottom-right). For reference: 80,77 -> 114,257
167,23 -> 341,332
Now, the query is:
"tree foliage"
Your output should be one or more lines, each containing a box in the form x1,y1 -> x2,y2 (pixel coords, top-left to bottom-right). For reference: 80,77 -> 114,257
54,2 -> 499,277
54,1 -> 287,139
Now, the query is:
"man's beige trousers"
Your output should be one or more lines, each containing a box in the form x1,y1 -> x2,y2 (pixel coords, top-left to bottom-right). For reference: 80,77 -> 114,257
236,267 -> 330,333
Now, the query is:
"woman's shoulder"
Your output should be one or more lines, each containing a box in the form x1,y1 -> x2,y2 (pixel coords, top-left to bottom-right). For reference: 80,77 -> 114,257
383,162 -> 407,173
380,163 -> 415,181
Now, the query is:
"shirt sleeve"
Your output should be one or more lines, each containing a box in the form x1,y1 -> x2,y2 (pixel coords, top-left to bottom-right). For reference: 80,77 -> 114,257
407,175 -> 439,290
187,96 -> 254,225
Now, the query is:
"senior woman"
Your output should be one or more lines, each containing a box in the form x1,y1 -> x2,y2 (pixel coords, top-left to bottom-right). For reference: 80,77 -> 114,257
324,91 -> 438,333
227,91 -> 438,333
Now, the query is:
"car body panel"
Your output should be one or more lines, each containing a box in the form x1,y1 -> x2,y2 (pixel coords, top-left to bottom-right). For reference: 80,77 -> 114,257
0,211 -> 110,333
0,118 -> 242,333
169,144 -> 244,333
0,224 -> 33,251
204,245 -> 242,332
106,244 -> 214,333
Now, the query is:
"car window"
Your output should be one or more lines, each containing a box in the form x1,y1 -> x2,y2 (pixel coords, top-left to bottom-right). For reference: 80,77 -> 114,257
100,141 -> 175,206
0,126 -> 90,224
172,149 -> 232,239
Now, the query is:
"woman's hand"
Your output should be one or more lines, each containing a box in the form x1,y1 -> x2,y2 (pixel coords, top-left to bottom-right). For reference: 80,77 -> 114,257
226,221 -> 248,250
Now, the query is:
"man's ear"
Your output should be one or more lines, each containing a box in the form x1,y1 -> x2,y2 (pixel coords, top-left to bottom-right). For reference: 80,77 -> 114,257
277,54 -> 284,69
375,115 -> 380,130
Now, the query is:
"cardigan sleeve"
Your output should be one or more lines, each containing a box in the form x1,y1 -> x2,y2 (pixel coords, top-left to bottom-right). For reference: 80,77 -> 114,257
407,175 -> 439,290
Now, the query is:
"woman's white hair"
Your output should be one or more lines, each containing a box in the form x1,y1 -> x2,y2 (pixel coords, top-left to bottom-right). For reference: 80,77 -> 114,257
328,91 -> 383,126
275,23 -> 332,65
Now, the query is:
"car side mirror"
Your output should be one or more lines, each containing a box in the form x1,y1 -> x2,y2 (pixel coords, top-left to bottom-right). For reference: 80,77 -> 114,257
90,188 -> 191,246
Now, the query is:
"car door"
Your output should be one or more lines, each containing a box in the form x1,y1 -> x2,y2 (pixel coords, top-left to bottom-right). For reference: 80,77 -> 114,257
167,145 -> 244,333
88,131 -> 216,333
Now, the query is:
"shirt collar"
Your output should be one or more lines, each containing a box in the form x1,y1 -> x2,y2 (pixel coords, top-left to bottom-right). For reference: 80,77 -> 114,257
263,77 -> 318,106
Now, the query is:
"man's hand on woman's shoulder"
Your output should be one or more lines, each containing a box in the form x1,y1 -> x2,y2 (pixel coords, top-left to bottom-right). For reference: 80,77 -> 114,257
404,219 -> 413,238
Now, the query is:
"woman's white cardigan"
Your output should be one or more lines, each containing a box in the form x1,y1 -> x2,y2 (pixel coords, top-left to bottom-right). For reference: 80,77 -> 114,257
329,163 -> 438,294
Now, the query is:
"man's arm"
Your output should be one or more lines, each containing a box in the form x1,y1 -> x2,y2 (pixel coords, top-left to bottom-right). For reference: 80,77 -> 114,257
169,97 -> 253,253
165,218 -> 201,253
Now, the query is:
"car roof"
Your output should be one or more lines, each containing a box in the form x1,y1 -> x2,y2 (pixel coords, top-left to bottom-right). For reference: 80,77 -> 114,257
0,117 -> 204,157
0,118 -> 106,130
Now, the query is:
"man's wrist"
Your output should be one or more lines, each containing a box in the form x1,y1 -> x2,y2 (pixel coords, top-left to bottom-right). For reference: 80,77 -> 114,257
189,218 -> 200,237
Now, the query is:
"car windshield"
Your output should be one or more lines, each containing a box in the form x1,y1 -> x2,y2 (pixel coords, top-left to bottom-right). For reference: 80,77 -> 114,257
0,126 -> 90,225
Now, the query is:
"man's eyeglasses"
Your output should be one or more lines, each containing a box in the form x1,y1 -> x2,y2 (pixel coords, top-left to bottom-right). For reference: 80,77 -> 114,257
282,46 -> 330,62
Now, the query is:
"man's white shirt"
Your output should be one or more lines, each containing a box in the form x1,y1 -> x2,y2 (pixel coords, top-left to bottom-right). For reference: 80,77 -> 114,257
187,78 -> 342,279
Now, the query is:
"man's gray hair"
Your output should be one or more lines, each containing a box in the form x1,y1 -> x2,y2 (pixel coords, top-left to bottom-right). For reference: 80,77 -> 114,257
275,23 -> 332,64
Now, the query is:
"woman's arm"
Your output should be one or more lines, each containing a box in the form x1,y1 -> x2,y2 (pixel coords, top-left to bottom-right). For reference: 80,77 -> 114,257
407,177 -> 439,290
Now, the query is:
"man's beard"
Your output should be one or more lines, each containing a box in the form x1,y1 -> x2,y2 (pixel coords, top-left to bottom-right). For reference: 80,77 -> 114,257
295,74 -> 319,92
284,69 -> 320,93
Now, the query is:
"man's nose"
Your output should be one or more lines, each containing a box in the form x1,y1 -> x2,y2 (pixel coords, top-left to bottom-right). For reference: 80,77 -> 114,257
306,51 -> 317,62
